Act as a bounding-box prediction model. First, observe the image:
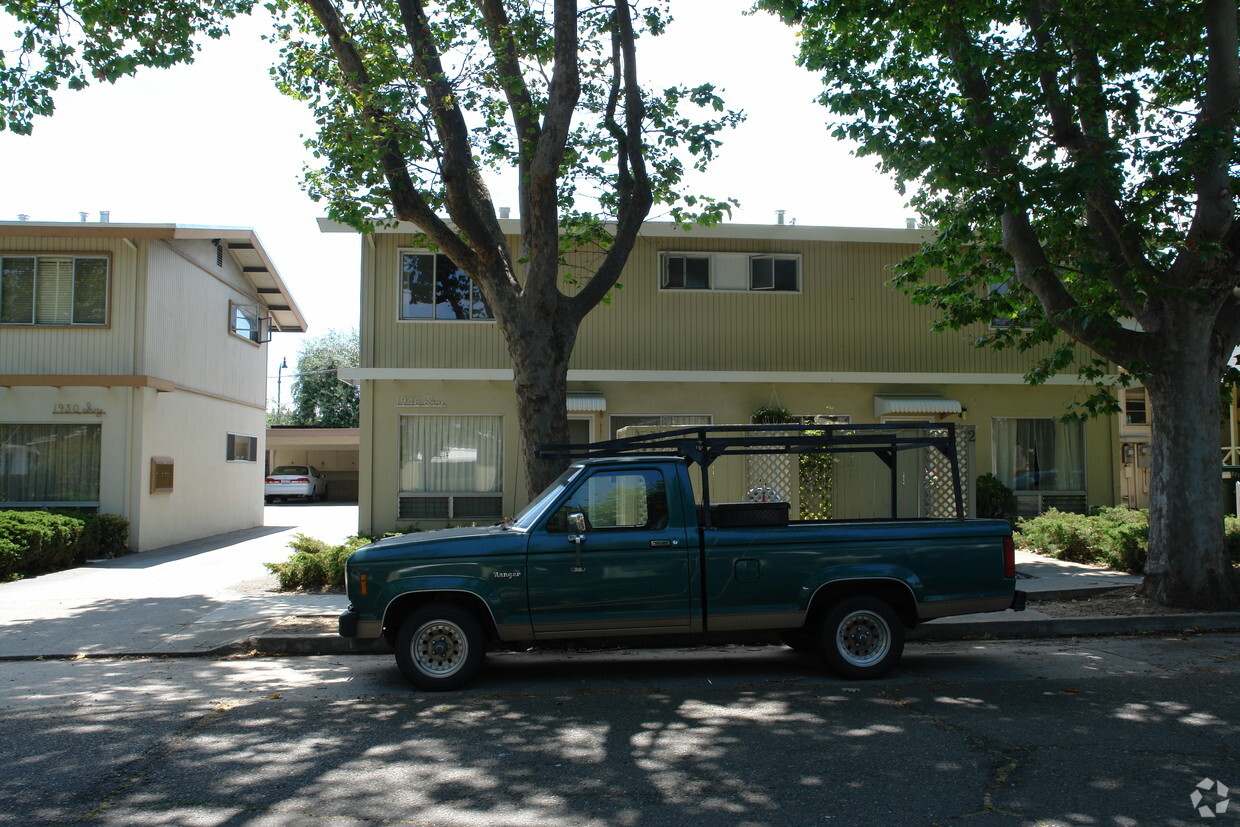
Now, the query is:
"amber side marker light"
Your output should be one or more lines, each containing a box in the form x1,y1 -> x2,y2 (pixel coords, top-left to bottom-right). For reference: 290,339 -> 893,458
359,573 -> 369,595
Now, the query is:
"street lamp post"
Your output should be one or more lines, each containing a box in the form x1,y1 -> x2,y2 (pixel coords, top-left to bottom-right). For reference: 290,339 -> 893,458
276,357 -> 288,424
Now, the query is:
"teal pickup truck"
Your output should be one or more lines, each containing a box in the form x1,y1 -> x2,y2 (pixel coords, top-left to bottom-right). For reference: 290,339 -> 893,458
339,425 -> 1025,690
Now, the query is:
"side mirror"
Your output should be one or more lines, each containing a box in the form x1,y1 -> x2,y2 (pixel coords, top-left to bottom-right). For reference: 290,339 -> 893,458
569,512 -> 587,533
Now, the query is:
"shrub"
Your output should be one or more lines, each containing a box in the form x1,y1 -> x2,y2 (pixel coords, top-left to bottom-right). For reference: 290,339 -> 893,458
265,533 -> 371,591
0,537 -> 23,582
0,510 -> 131,580
976,473 -> 1016,520
82,513 -> 130,558
1015,505 -> 1233,574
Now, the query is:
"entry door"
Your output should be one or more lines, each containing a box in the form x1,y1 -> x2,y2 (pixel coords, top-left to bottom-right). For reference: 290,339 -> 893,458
526,466 -> 693,635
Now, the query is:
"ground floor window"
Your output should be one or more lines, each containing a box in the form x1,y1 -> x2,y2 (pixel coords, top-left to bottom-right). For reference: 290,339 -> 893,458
226,433 -> 258,462
0,423 -> 102,506
398,415 -> 502,520
993,418 -> 1085,492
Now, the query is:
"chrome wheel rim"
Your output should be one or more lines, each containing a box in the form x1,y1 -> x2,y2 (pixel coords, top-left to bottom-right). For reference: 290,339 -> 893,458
412,619 -> 468,677
836,610 -> 891,667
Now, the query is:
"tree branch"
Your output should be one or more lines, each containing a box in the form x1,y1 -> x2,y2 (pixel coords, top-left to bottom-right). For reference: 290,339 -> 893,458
394,0 -> 512,275
944,14 -> 1145,361
519,0 -> 582,297
477,0 -> 540,220
302,0 -> 477,270
1026,0 -> 1155,310
571,0 -> 653,317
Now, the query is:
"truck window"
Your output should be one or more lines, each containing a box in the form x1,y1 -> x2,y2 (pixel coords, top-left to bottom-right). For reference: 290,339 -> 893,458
548,468 -> 669,531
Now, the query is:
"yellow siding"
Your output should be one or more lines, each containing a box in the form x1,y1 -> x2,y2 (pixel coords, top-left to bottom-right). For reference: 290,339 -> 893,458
364,231 -> 1069,375
0,236 -> 140,375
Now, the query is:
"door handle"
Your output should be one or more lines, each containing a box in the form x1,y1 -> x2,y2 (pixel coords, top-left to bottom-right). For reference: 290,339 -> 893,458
568,533 -> 585,571
650,539 -> 672,547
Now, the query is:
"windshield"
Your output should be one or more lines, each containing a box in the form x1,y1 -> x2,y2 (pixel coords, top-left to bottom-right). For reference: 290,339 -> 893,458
271,466 -> 308,475
509,465 -> 584,531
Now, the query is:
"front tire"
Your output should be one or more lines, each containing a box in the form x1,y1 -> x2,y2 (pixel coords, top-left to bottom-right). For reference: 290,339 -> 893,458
395,604 -> 486,691
820,596 -> 904,680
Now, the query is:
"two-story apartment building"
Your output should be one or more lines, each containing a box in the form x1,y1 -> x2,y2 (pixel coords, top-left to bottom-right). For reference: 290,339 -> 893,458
325,219 -> 1121,535
0,220 -> 305,551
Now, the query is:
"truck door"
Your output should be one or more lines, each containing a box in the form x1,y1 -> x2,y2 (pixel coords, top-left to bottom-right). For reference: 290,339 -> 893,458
526,466 -> 694,635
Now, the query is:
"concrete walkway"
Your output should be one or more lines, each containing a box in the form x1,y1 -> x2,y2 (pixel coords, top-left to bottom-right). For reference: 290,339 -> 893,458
1,507 -> 1237,660
0,504 -> 354,659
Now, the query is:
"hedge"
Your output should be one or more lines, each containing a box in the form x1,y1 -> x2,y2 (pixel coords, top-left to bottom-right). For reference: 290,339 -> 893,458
0,511 -> 131,581
1015,506 -> 1240,574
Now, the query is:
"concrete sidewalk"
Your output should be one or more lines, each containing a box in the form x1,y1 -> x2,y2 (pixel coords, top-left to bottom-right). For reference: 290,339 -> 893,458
3,515 -> 1239,660
0,504 -> 355,660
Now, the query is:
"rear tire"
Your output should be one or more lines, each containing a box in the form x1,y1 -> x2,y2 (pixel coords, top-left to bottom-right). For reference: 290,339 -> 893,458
395,603 -> 486,691
819,596 -> 904,680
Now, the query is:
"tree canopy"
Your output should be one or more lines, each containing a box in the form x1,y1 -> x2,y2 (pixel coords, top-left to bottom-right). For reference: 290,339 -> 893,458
761,0 -> 1240,606
0,0 -> 251,133
269,0 -> 740,496
289,328 -> 360,428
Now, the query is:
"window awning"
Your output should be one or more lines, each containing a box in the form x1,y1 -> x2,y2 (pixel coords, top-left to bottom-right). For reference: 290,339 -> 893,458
567,391 -> 606,412
873,394 -> 962,418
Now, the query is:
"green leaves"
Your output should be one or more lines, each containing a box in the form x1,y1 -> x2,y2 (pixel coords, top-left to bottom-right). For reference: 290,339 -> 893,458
289,328 -> 360,428
0,0 -> 255,134
761,0 -> 1239,394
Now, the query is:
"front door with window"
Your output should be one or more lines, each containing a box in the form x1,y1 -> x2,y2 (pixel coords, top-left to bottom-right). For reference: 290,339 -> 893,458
525,466 -> 694,635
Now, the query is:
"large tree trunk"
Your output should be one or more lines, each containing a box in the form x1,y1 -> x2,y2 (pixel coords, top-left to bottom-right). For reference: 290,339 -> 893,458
502,301 -> 579,501
1141,325 -> 1240,609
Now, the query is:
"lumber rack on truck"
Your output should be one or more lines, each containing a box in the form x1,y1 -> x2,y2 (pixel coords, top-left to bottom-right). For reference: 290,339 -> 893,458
535,422 -> 966,522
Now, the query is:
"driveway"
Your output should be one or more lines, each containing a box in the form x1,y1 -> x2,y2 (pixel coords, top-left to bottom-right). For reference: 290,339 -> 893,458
0,505 -> 358,658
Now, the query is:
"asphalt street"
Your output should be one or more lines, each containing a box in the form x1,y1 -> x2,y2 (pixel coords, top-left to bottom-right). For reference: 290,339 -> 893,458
2,633 -> 1238,825
3,503 -> 1239,825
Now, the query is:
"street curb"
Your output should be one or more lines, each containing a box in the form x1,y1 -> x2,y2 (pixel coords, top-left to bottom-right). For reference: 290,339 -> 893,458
909,612 -> 1240,641
240,613 -> 1240,656
4,613 -> 1238,661
246,633 -> 387,656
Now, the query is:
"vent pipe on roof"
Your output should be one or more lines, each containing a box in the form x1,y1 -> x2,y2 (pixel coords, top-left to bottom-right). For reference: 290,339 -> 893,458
776,209 -> 786,225
99,211 -> 110,223
17,214 -> 29,221
80,211 -> 89,222
905,217 -> 917,229
499,207 -> 511,219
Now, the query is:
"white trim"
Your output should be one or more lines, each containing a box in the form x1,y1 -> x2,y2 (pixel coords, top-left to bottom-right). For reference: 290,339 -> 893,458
317,217 -> 932,245
339,367 -> 515,382
337,367 -> 1111,386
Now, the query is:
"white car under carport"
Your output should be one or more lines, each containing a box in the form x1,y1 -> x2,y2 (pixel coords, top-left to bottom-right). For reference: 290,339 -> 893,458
264,465 -> 328,502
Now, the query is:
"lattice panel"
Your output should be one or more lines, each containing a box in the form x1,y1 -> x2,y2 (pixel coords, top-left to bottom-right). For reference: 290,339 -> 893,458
922,426 -> 974,518
746,449 -> 793,504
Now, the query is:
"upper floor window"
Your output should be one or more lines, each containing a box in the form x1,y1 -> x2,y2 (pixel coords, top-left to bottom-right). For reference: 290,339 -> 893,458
400,251 -> 492,321
229,301 -> 271,343
0,255 -> 109,326
659,252 -> 800,292
987,277 -> 1035,330
1124,387 -> 1149,426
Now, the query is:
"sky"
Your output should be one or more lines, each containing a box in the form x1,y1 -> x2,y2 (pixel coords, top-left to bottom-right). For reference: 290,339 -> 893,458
0,0 -> 911,407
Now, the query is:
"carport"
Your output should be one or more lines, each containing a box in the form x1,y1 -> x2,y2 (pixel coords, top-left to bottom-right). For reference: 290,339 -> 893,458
265,427 -> 360,502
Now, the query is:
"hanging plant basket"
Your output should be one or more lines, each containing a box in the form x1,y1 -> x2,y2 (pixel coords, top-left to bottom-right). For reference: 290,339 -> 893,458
752,405 -> 797,424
